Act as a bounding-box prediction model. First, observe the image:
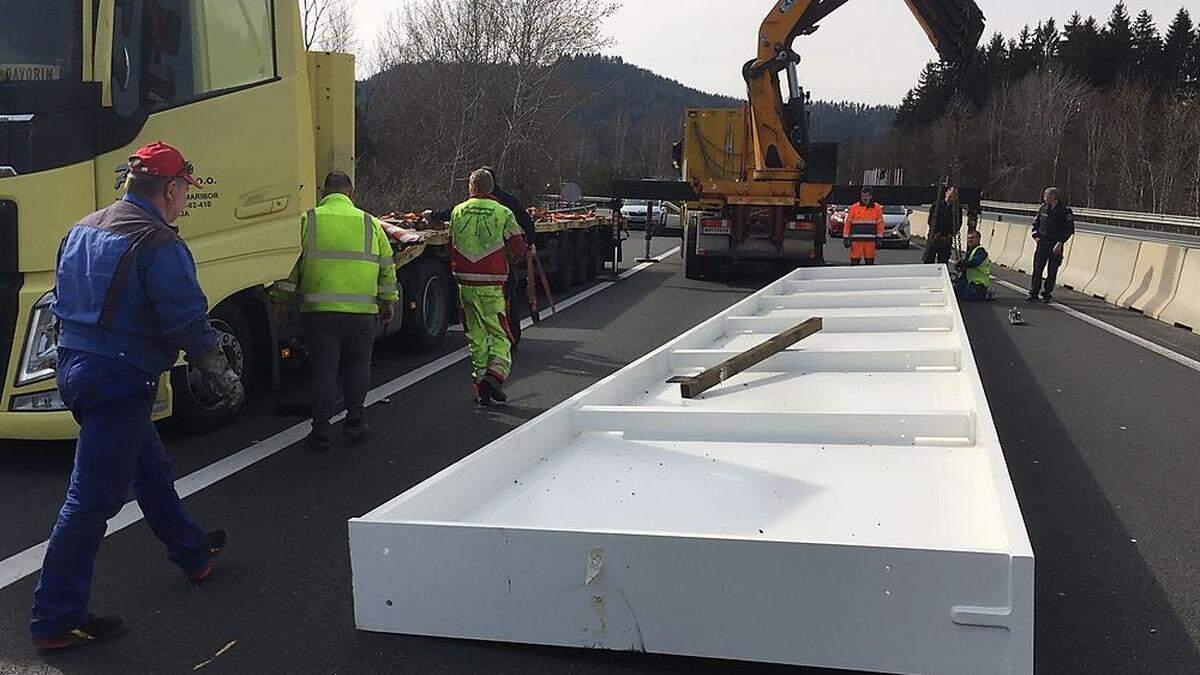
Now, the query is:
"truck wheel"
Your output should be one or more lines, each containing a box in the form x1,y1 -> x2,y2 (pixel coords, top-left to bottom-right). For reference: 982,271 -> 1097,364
403,258 -> 450,352
169,303 -> 251,434
553,235 -> 576,291
574,231 -> 591,285
592,228 -> 609,276
684,224 -> 706,281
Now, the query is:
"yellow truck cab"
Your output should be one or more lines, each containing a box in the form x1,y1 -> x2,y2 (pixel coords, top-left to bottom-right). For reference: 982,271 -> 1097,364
0,1 -> 353,439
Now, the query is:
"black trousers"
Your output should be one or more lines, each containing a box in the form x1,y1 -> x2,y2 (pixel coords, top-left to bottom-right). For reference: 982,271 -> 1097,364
923,235 -> 952,264
302,313 -> 376,434
1030,239 -> 1064,299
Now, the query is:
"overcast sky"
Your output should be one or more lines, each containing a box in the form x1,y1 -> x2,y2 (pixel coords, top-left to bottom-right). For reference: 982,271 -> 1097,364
352,1 -> 1192,105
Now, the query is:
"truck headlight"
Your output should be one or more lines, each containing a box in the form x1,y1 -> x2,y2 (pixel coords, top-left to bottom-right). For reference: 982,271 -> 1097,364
17,291 -> 58,386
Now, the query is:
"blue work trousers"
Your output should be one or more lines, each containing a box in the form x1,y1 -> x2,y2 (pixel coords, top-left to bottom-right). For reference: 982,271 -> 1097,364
31,348 -> 209,638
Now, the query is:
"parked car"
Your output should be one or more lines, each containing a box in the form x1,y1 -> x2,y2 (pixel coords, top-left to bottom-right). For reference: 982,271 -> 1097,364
827,204 -> 910,247
621,199 -> 668,230
827,205 -> 849,237
880,205 -> 912,248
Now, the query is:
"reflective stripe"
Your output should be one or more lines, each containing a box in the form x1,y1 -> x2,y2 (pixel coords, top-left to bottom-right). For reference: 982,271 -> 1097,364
305,209 -> 317,251
379,283 -> 396,294
306,249 -> 384,263
274,281 -> 298,292
455,272 -> 509,283
379,254 -> 394,266
302,292 -> 379,304
306,208 -> 378,257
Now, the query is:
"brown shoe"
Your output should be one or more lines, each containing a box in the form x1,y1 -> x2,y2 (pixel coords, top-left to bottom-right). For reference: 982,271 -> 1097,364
187,529 -> 228,583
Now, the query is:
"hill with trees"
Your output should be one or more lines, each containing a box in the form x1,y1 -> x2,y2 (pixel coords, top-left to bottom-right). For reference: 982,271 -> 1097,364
853,2 -> 1200,214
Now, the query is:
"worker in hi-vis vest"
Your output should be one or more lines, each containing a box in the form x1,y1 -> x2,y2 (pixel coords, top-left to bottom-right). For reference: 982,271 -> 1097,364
954,229 -> 994,302
271,171 -> 399,452
450,169 -> 529,406
843,186 -> 885,265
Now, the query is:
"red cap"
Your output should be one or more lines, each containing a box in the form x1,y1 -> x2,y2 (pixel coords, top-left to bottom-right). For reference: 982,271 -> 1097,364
129,141 -> 201,188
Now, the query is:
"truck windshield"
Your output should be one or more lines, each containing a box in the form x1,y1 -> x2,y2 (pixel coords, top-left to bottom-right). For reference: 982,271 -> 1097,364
1,2 -> 82,83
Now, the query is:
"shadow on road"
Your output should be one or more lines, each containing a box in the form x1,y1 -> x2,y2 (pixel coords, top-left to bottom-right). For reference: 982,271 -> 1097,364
960,300 -> 1200,672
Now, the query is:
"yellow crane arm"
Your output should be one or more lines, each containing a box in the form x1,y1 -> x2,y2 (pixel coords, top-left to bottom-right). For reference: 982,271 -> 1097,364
744,0 -> 985,181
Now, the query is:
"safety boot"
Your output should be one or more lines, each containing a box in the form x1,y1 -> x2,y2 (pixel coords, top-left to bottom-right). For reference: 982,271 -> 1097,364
33,614 -> 125,651
187,529 -> 228,583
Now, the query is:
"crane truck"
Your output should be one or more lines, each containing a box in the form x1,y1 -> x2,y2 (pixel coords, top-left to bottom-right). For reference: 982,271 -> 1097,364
0,1 -> 616,440
676,0 -> 985,279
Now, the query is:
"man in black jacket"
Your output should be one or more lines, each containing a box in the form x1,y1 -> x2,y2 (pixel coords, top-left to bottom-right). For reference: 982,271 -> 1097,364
923,186 -> 962,264
1027,187 -> 1075,303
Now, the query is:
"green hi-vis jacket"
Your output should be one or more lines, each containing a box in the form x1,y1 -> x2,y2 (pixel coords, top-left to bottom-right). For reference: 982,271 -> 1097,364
964,245 -> 992,287
270,193 -> 399,314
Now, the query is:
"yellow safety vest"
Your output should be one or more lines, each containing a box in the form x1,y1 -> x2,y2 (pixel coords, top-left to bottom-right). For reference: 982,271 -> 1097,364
271,193 -> 399,314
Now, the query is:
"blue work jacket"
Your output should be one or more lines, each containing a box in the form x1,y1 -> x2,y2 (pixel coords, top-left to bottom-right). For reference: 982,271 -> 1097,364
52,194 -> 218,376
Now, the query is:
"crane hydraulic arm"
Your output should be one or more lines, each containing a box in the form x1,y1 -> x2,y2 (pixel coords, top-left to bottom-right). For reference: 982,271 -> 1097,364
745,0 -> 985,182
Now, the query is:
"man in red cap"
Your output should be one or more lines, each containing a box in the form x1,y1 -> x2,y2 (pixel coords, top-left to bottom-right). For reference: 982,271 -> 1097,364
31,141 -> 241,650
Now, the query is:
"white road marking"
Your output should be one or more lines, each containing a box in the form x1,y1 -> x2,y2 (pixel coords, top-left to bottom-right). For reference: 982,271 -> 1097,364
993,278 -> 1200,374
0,247 -> 681,591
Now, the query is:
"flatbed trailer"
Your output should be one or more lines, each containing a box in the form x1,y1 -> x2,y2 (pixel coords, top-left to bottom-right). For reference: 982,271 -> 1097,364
365,209 -> 617,350
348,264 -> 1034,673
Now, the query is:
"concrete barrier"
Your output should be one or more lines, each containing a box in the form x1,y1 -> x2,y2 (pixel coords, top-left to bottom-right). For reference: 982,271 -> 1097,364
996,221 -> 1028,268
1158,248 -> 1200,332
1014,232 -> 1040,273
1115,242 -> 1188,317
909,209 -> 929,239
1058,233 -> 1104,291
987,221 -> 1011,267
977,220 -> 995,251
1082,237 -> 1141,302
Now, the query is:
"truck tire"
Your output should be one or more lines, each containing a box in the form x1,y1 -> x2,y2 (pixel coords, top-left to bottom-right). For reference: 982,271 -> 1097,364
169,302 -> 251,434
589,230 -> 605,278
403,258 -> 450,352
574,231 -> 591,286
552,234 -> 576,291
684,224 -> 707,281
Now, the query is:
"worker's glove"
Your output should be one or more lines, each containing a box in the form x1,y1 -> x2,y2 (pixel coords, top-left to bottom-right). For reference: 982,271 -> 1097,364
843,237 -> 851,249
189,348 -> 245,409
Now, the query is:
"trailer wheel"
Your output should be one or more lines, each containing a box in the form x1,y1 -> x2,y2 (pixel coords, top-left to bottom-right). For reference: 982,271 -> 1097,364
552,234 -> 576,290
403,258 -> 450,352
589,230 -> 605,278
684,224 -> 708,281
169,303 -> 251,434
574,231 -> 591,285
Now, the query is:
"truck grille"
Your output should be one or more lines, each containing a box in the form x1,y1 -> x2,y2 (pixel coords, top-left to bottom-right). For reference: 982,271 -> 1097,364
0,200 -> 18,389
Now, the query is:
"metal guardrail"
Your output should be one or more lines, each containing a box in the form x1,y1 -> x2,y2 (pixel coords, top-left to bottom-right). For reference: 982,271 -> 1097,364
983,201 -> 1200,236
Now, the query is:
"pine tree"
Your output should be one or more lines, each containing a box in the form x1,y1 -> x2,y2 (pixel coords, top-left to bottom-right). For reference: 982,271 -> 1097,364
1034,19 -> 1061,69
1160,9 -> 1194,94
1130,10 -> 1162,83
1188,21 -> 1200,96
1061,14 -> 1105,85
1098,3 -> 1135,86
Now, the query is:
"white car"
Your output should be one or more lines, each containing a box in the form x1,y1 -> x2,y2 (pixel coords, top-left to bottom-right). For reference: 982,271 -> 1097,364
621,200 -> 668,230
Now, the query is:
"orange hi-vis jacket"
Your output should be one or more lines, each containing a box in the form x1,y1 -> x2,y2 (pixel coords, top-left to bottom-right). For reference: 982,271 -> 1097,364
844,202 -> 885,240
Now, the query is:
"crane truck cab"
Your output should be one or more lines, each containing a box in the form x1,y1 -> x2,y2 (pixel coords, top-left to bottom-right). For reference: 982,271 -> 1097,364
0,1 -> 356,440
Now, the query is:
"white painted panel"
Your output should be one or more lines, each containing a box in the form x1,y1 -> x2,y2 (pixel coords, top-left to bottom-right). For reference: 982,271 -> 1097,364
351,264 -> 1033,674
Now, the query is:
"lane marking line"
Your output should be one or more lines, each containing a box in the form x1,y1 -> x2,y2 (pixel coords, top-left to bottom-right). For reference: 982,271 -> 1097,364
0,247 -> 681,591
992,278 -> 1200,375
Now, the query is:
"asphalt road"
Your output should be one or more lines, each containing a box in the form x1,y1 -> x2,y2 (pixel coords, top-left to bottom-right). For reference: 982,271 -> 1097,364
2,237 -> 1199,674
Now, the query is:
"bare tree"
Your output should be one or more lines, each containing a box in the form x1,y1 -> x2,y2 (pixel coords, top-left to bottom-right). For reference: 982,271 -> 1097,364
357,0 -> 621,211
300,0 -> 357,52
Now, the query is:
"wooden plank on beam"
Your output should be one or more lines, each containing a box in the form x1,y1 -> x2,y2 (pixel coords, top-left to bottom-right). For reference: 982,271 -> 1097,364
668,317 -> 823,398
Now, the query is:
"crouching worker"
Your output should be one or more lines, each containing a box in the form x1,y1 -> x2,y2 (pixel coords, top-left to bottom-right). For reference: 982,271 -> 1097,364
954,230 -> 994,302
451,169 -> 528,405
